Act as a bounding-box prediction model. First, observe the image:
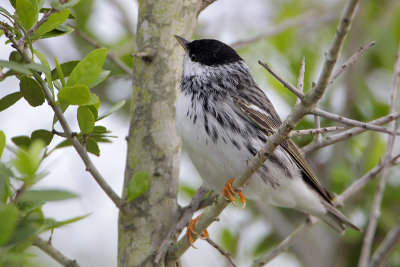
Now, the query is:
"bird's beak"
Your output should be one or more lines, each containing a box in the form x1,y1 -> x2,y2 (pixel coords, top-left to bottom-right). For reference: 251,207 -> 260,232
174,35 -> 189,53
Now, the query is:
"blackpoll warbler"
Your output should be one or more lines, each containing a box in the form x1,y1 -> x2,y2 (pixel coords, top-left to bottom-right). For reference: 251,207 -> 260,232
174,35 -> 360,239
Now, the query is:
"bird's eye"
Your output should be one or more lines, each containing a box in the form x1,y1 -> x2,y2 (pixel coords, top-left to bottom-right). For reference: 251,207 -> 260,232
190,54 -> 196,61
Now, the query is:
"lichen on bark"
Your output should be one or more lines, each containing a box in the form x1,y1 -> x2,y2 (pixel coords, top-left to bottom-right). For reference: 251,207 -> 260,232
118,1 -> 201,266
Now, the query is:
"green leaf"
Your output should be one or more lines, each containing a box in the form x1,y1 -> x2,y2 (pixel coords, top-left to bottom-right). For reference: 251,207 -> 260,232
97,100 -> 125,121
43,214 -> 89,230
36,9 -> 70,35
19,76 -> 45,107
51,60 -> 79,80
77,106 -> 95,134
57,84 -> 91,105
86,105 -> 98,120
0,60 -> 32,75
16,0 -> 39,30
14,139 -> 44,177
86,138 -> 99,156
39,25 -> 74,39
31,129 -> 53,146
0,131 -> 5,159
39,8 -> 76,19
11,135 -> 31,149
87,93 -> 100,107
34,49 -> 53,94
67,48 -> 107,88
89,70 -> 110,88
21,189 -> 79,202
54,56 -> 65,86
127,171 -> 150,202
0,205 -> 18,246
25,63 -> 51,75
220,228 -> 238,256
0,92 -> 22,112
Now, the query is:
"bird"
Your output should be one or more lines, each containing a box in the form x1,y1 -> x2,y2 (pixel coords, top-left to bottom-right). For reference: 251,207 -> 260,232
174,35 -> 360,242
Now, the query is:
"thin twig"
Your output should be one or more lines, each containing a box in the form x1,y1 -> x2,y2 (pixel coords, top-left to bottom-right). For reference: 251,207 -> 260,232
73,29 -> 133,77
296,56 -> 306,104
259,61 -> 305,101
302,111 -> 400,154
205,238 -> 237,267
166,0 -> 360,263
311,108 -> 399,135
369,217 -> 400,267
330,41 -> 376,84
231,11 -> 337,49
33,236 -> 80,267
289,126 -> 345,137
358,44 -> 400,267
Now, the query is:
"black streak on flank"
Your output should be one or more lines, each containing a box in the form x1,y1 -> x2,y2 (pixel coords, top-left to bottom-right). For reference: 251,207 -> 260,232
204,114 -> 210,135
212,127 -> 218,144
231,139 -> 241,150
269,154 -> 292,179
193,114 -> 197,124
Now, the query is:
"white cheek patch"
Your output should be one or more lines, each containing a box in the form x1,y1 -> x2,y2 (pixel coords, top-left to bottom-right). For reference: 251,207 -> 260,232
183,56 -> 207,77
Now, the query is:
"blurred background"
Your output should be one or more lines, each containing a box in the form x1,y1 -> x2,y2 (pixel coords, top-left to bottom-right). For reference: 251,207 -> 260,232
1,0 -> 400,266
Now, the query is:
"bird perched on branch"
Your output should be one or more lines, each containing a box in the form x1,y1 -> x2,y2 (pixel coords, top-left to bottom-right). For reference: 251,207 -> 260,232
174,35 -> 360,242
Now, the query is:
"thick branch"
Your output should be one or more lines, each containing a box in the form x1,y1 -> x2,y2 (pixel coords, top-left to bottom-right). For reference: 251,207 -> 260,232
166,0 -> 360,262
33,236 -> 80,267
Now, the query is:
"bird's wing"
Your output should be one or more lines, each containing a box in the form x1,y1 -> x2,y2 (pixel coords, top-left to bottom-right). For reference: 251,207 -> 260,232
234,93 -> 334,203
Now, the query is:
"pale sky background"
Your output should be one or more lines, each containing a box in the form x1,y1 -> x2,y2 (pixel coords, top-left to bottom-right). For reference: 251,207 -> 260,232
0,0 -> 317,266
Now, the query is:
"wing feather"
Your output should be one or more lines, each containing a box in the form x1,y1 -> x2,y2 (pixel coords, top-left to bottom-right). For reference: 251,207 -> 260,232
234,95 -> 333,203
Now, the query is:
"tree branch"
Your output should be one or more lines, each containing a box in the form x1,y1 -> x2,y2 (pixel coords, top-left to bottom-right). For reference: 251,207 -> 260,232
33,236 -> 80,267
205,238 -> 237,267
197,0 -> 217,17
289,126 -> 344,137
302,111 -> 400,154
258,61 -> 305,101
73,29 -> 133,77
369,217 -> 400,267
311,108 -> 399,135
253,153 -> 400,266
231,10 -> 337,49
358,43 -> 400,267
329,41 -> 376,84
166,0 -> 360,263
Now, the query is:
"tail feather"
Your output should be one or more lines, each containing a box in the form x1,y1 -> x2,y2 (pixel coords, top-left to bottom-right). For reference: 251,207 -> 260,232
320,204 -> 361,234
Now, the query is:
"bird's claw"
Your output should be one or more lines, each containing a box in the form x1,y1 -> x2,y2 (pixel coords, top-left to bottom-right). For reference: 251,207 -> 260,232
186,214 -> 209,248
222,179 -> 246,209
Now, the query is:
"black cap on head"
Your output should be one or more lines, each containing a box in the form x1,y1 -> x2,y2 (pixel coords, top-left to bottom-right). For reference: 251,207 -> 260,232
186,39 -> 243,66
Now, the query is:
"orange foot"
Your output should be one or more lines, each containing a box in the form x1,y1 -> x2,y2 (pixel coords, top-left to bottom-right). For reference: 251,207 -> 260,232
186,214 -> 209,248
222,178 -> 246,209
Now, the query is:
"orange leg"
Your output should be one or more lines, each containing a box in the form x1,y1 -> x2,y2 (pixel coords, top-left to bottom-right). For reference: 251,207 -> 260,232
186,214 -> 209,248
222,179 -> 246,209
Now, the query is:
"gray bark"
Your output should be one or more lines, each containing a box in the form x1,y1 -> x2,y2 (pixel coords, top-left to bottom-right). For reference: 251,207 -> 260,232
118,0 -> 201,266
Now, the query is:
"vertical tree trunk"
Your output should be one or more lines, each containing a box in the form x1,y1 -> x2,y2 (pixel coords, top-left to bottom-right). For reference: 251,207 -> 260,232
118,1 -> 201,266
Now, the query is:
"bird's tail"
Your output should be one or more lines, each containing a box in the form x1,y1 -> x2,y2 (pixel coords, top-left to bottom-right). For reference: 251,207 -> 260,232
319,203 -> 361,234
